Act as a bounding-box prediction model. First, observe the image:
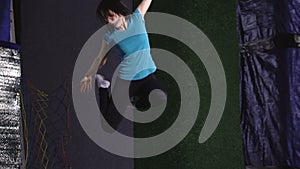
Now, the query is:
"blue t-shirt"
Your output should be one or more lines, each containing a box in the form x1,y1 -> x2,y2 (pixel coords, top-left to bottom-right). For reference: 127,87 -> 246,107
105,9 -> 156,80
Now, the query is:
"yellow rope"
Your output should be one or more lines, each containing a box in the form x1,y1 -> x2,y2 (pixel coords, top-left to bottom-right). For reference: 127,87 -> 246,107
20,90 -> 29,168
20,88 -> 49,169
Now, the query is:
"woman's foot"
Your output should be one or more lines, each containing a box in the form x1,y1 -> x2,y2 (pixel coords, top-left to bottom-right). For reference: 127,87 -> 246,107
95,74 -> 110,88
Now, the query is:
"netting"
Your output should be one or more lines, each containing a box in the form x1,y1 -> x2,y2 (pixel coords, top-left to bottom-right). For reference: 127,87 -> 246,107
21,80 -> 71,169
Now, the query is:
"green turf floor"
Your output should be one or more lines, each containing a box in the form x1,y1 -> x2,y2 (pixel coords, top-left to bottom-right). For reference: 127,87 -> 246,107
133,0 -> 244,168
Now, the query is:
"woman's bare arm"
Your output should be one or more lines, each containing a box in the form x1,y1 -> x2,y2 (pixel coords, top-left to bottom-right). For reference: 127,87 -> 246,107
137,0 -> 153,18
81,40 -> 109,92
85,40 -> 109,77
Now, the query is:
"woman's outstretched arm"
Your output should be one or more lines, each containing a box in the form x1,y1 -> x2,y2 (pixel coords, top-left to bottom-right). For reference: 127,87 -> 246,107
137,0 -> 153,18
80,40 -> 109,93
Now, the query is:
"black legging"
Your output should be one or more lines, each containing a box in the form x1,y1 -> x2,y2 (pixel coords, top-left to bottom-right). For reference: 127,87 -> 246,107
98,73 -> 167,129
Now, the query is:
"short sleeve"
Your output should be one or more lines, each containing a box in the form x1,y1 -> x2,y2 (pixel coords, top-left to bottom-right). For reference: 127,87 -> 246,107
104,32 -> 112,43
132,9 -> 144,22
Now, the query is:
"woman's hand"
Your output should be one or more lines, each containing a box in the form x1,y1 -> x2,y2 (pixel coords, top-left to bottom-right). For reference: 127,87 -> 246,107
80,76 -> 92,93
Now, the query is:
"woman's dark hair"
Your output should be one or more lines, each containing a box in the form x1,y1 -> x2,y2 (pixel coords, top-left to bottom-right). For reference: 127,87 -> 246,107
96,0 -> 131,20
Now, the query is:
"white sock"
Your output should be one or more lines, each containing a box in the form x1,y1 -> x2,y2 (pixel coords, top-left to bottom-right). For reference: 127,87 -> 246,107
95,74 -> 110,88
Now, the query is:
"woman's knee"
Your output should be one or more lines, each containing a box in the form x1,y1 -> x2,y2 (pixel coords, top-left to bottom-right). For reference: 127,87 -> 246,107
149,89 -> 167,106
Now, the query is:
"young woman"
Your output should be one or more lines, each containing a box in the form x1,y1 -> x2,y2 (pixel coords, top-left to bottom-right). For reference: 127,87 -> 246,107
80,0 -> 167,129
